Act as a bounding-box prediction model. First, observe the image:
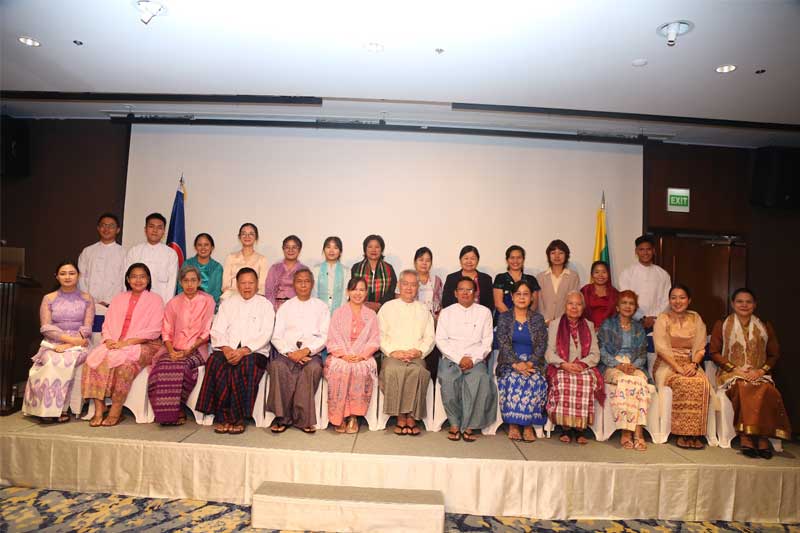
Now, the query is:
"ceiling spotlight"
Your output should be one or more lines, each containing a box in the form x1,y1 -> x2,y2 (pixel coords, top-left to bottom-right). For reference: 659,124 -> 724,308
137,0 -> 165,25
755,68 -> 766,75
715,64 -> 736,73
657,20 -> 693,47
435,48 -> 445,55
631,58 -> 648,67
73,40 -> 84,46
18,36 -> 41,47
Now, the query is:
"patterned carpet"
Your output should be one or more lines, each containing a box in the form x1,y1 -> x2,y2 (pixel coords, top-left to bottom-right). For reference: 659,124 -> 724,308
0,486 -> 797,532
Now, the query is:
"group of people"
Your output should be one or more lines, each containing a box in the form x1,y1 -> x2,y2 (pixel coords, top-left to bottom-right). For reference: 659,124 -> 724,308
21,213 -> 791,457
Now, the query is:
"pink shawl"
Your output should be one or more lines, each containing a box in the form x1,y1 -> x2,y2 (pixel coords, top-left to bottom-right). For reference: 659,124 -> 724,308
86,290 -> 164,369
327,303 -> 380,360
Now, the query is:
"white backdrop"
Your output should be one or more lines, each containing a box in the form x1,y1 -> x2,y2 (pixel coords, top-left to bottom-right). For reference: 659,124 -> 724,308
124,125 -> 642,284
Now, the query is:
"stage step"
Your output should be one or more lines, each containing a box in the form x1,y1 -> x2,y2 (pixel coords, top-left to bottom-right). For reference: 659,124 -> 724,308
251,480 -> 445,533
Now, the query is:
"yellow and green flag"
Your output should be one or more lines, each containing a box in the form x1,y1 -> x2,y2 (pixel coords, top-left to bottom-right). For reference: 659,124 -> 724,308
593,192 -> 609,266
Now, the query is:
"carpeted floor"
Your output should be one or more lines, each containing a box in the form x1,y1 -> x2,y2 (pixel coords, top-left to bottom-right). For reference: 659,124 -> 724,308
1,486 -> 797,532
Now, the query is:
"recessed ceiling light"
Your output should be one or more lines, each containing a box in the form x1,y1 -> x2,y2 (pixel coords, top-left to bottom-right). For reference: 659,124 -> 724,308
364,42 -> 384,53
755,68 -> 766,75
18,36 -> 41,47
73,40 -> 84,46
716,64 -> 736,73
631,58 -> 648,67
656,20 -> 693,47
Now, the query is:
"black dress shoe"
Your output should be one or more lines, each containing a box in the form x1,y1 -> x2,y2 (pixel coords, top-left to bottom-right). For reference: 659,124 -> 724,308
758,448 -> 773,460
741,447 -> 758,458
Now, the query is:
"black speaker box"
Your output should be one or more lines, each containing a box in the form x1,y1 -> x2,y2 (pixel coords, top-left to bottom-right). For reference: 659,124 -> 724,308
1,116 -> 30,179
751,146 -> 800,209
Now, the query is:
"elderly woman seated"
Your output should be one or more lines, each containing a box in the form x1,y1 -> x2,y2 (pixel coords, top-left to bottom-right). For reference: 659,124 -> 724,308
148,264 -> 215,425
545,290 -> 604,444
597,290 -> 651,451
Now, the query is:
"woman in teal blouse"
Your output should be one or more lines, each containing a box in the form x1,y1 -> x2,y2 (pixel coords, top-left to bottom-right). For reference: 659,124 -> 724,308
178,233 -> 223,309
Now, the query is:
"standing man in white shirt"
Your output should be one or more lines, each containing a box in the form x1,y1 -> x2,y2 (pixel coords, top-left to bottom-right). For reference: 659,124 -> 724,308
196,267 -> 275,435
125,213 -> 178,304
618,235 -> 672,353
78,213 -> 127,334
436,276 -> 497,442
267,268 -> 331,433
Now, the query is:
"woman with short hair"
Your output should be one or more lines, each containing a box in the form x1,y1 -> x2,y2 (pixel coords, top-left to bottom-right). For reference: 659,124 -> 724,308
23,260 -> 94,423
148,264 -> 215,425
324,277 -> 380,433
351,234 -> 397,312
598,290 -> 651,451
536,239 -> 580,325
265,234 -> 307,310
545,290 -> 604,444
441,245 -> 494,311
82,263 -> 165,427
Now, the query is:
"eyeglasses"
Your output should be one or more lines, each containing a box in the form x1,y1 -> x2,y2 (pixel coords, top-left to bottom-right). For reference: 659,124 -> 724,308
98,223 -> 117,229
456,288 -> 475,293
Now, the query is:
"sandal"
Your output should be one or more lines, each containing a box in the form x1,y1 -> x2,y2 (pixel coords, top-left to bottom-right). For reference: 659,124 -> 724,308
394,423 -> 407,435
406,425 -> 421,436
621,434 -> 635,450
522,427 -> 536,443
633,437 -> 648,452
57,413 -> 71,424
462,430 -> 477,442
175,414 -> 186,426
228,422 -> 246,435
676,436 -> 693,449
302,427 -> 316,434
101,414 -> 125,427
507,426 -> 522,441
270,423 -> 288,433
576,432 -> 589,445
335,423 -> 348,433
89,415 -> 105,428
448,428 -> 461,441
346,417 -> 359,434
214,423 -> 230,434
691,437 -> 705,450
559,430 -> 572,444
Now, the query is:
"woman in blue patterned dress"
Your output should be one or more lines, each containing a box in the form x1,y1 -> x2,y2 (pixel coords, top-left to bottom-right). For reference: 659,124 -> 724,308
495,279 -> 548,442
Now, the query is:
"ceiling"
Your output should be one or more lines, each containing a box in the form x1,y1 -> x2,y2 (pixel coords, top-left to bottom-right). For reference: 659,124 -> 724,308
2,0 -> 799,147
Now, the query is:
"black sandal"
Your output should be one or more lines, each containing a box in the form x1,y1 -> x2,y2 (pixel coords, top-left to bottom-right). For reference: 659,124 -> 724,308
462,430 -> 477,442
447,429 -> 461,441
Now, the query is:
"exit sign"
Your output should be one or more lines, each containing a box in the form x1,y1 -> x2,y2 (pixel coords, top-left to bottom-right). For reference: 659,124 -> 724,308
667,188 -> 690,212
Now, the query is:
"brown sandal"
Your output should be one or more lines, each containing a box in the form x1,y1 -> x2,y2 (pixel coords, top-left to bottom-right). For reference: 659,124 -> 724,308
101,414 -> 125,427
634,437 -> 648,451
522,427 -> 536,443
228,422 -> 246,435
448,428 -> 461,441
214,423 -> 230,434
462,430 -> 477,442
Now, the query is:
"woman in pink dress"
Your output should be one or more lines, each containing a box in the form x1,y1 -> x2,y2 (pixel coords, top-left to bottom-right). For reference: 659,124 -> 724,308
324,276 -> 380,433
82,263 -> 165,427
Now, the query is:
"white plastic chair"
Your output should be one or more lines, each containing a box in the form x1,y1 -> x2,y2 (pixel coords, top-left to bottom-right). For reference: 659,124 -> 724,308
705,360 -> 783,453
185,365 -> 214,425
589,381 -> 660,442
69,363 -> 86,417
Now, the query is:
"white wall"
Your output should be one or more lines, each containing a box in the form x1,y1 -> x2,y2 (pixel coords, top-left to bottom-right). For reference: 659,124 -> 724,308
124,124 -> 642,285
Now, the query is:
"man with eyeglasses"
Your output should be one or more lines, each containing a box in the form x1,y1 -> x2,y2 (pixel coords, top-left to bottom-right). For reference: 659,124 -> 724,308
125,212 -> 178,304
78,213 -> 127,334
436,276 -> 496,442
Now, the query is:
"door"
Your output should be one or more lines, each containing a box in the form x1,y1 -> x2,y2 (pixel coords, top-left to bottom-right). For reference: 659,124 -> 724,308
656,234 -> 747,326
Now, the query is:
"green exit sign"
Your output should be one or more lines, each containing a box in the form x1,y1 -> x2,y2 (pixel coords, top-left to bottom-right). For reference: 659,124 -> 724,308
667,188 -> 690,212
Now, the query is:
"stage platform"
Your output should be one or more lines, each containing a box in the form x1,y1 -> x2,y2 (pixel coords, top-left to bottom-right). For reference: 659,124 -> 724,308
1,412 -> 798,523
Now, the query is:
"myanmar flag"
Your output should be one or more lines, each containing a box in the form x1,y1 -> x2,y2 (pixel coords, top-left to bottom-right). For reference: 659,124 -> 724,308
167,177 -> 187,267
593,194 -> 609,266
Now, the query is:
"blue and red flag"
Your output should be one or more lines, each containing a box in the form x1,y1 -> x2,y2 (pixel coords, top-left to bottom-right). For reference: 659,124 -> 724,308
167,176 -> 187,267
